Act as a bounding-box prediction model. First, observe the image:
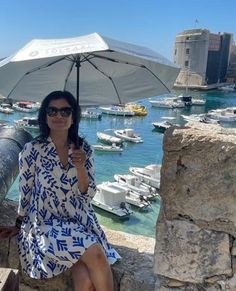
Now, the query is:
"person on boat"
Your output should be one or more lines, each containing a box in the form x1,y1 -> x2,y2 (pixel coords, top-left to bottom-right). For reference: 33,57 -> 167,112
0,90 -> 120,291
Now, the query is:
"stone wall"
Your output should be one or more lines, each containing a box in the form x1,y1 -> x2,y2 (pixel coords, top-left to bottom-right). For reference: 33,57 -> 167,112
154,122 -> 236,290
0,199 -> 156,291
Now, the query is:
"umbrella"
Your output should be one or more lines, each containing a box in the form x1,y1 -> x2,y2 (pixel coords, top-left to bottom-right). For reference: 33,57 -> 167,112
0,32 -> 179,106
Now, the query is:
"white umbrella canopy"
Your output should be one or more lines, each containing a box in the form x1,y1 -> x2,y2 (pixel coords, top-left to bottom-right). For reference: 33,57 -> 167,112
0,32 -> 180,106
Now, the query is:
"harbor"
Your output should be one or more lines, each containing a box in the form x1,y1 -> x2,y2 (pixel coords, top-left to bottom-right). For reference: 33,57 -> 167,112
2,88 -> 236,238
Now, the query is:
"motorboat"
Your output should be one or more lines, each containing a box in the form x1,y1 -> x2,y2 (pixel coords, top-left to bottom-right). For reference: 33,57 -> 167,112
92,144 -> 123,153
92,182 -> 133,218
81,109 -> 102,120
179,95 -> 206,106
129,164 -> 161,189
99,105 -> 135,116
13,101 -> 39,113
152,120 -> 177,133
207,107 -> 236,122
124,103 -> 148,116
0,103 -> 14,114
181,114 -> 219,124
98,181 -> 150,209
96,131 -> 123,145
114,173 -> 160,201
14,116 -> 39,129
149,99 -> 185,108
218,84 -> 236,91
191,98 -> 206,105
114,128 -> 143,143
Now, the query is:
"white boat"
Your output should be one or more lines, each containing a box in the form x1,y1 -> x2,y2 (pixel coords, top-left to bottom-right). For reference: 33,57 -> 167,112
207,107 -> 236,122
0,104 -> 14,114
177,95 -> 206,106
161,116 -> 176,120
114,128 -> 143,143
218,84 -> 236,91
176,95 -> 193,106
114,173 -> 160,201
149,99 -> 185,108
92,182 -> 133,218
99,105 -> 135,116
181,114 -> 219,124
98,181 -> 150,209
92,144 -> 123,153
14,116 -> 39,129
152,121 -> 176,133
13,101 -> 39,113
191,98 -> 206,105
97,131 -> 123,145
81,109 -> 102,120
129,164 -> 161,189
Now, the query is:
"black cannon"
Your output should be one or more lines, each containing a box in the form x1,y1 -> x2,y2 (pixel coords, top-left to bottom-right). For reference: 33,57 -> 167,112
0,127 -> 33,203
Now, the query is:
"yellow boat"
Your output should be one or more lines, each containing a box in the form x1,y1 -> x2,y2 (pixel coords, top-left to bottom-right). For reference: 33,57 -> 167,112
125,103 -> 148,116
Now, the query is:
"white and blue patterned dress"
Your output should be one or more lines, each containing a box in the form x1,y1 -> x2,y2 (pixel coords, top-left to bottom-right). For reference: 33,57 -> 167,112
17,137 -> 121,279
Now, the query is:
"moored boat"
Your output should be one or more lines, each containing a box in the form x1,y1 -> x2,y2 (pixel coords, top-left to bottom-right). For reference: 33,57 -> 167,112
149,99 -> 185,108
92,182 -> 133,218
13,101 -> 39,113
92,144 -> 123,153
81,109 -> 102,120
97,131 -> 123,145
207,107 -> 236,122
218,84 -> 236,91
129,164 -> 161,189
14,116 -> 39,129
0,104 -> 14,114
114,128 -> 143,143
181,114 -> 219,124
114,173 -> 159,200
99,105 -> 135,116
98,181 -> 150,209
152,120 -> 176,133
125,103 -> 148,116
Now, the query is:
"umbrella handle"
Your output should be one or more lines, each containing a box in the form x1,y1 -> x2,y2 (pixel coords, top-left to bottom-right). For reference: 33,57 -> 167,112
76,136 -> 83,149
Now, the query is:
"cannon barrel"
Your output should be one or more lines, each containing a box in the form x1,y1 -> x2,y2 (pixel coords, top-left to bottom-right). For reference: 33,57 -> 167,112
0,127 -> 33,203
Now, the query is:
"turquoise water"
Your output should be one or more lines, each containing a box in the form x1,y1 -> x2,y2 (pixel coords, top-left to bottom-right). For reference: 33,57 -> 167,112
3,89 -> 236,238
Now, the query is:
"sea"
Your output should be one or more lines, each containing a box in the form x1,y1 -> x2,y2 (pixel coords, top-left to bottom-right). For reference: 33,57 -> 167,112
2,89 -> 236,238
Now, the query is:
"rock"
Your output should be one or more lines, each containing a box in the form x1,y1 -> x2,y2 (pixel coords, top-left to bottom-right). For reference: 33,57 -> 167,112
160,125 -> 236,236
154,208 -> 231,284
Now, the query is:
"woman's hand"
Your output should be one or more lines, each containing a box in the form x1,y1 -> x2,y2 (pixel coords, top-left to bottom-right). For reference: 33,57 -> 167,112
0,226 -> 19,238
71,144 -> 86,169
71,143 -> 89,193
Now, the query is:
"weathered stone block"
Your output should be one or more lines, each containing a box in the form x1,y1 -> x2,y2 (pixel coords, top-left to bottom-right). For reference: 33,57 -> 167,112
154,209 -> 231,283
160,124 -> 236,236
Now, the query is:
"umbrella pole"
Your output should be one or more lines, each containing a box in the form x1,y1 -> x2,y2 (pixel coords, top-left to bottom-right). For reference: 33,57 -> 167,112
76,56 -> 81,148
76,56 -> 80,106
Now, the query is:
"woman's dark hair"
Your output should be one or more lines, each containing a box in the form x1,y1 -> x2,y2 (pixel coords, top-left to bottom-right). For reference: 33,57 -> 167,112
37,90 -> 83,147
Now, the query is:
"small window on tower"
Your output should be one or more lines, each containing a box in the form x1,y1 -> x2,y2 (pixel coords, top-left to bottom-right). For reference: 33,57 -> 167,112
186,48 -> 190,54
185,60 -> 189,67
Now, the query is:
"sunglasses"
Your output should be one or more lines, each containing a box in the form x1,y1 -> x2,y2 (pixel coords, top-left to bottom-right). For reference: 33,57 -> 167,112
46,106 -> 73,117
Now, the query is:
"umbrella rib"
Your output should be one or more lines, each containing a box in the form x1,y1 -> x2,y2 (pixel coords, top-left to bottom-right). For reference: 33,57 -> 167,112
7,56 -> 67,98
63,61 -> 75,91
91,53 -> 170,93
84,56 -> 122,104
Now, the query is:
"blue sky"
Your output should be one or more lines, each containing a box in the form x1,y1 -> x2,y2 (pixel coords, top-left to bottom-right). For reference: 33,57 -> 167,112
0,0 -> 235,61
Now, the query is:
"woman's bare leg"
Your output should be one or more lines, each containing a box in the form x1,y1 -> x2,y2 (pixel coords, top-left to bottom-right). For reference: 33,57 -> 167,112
80,243 -> 114,291
72,261 -> 95,291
